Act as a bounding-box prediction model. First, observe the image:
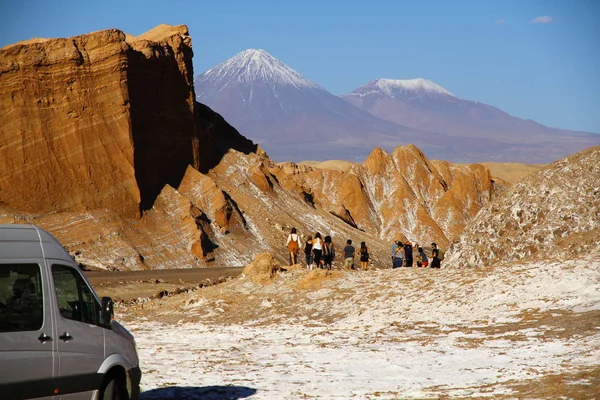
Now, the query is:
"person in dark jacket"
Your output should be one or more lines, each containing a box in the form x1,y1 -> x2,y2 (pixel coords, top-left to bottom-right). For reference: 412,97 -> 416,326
359,241 -> 369,270
304,235 -> 314,269
430,242 -> 441,269
404,242 -> 413,267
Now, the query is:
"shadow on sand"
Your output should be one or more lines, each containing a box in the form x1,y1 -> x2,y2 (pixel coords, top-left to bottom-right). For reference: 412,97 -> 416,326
140,385 -> 257,399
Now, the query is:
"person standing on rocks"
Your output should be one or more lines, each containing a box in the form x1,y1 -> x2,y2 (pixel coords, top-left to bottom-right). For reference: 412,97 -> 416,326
430,242 -> 441,269
286,227 -> 301,265
404,241 -> 414,267
343,239 -> 355,270
304,235 -> 314,269
312,232 -> 323,268
417,246 -> 428,267
392,241 -> 404,269
359,241 -> 369,270
322,235 -> 335,270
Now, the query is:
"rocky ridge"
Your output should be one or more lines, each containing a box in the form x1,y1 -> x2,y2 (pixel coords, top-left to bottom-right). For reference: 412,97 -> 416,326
447,146 -> 600,267
281,144 -> 501,247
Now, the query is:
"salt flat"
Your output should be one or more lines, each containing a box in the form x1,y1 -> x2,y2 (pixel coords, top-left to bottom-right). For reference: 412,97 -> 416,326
121,258 -> 600,399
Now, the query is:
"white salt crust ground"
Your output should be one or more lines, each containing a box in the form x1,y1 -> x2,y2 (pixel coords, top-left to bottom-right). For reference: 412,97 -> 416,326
124,258 -> 600,399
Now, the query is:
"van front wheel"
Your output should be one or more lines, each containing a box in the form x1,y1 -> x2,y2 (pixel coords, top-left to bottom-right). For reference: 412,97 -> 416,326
100,373 -> 127,400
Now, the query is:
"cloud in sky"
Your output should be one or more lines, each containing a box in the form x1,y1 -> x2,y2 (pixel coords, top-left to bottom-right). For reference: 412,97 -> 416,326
495,18 -> 505,24
531,16 -> 553,24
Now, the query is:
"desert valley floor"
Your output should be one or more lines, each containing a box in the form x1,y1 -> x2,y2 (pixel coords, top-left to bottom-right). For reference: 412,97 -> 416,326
95,257 -> 600,400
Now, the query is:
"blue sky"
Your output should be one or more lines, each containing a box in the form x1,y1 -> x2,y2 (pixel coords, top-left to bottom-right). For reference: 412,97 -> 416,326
1,0 -> 599,133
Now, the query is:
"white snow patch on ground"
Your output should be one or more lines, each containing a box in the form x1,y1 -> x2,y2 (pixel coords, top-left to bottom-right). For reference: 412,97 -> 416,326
125,258 -> 600,399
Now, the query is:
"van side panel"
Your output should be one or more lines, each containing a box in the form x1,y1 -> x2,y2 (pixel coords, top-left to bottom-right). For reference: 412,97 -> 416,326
48,261 -> 107,400
0,259 -> 57,400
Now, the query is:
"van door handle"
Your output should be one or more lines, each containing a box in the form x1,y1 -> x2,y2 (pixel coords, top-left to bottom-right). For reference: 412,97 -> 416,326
38,333 -> 52,343
59,332 -> 73,342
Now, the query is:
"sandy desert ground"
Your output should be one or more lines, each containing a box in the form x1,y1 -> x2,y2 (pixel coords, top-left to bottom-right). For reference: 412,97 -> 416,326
102,257 -> 600,399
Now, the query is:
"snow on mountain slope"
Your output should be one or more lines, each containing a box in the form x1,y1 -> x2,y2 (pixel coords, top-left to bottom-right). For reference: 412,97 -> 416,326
351,78 -> 456,99
201,49 -> 319,90
447,145 -> 600,267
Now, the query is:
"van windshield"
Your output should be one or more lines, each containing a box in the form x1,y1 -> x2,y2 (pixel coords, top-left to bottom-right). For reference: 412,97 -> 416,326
0,264 -> 43,332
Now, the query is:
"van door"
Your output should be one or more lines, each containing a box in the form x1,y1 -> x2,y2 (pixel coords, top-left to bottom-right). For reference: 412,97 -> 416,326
51,263 -> 106,399
0,262 -> 57,400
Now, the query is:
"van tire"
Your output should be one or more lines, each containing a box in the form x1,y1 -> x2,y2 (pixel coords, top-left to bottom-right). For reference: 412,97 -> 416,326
100,371 -> 128,400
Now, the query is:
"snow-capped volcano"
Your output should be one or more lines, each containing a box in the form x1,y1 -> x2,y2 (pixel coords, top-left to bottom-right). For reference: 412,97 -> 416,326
194,50 -> 437,162
343,78 -> 599,162
352,78 -> 456,99
201,49 -> 319,90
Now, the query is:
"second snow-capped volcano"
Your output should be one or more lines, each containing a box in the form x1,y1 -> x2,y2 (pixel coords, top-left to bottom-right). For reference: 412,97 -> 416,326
351,78 -> 457,99
342,77 -> 600,162
194,49 -> 433,162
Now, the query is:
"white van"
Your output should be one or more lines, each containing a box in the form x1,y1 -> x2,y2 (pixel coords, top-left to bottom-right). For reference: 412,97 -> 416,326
0,224 -> 141,400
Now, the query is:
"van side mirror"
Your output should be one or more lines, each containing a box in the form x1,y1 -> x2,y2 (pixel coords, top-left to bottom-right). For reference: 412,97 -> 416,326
100,297 -> 114,326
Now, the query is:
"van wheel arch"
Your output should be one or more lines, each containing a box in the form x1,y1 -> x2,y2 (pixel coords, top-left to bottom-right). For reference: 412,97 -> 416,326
99,366 -> 129,400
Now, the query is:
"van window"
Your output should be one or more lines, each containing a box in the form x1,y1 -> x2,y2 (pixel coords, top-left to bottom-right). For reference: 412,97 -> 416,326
0,264 -> 43,332
52,264 -> 100,325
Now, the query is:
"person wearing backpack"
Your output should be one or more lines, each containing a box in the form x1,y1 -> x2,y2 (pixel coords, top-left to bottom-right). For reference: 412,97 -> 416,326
286,227 -> 302,265
359,241 -> 369,270
312,232 -> 323,269
322,235 -> 334,270
392,241 -> 404,269
430,242 -> 443,268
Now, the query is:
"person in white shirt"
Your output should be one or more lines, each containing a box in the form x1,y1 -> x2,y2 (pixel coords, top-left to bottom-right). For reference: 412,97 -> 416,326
312,232 -> 323,268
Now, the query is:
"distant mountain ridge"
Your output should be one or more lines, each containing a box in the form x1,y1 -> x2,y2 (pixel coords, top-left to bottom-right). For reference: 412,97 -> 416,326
195,49 -> 446,162
195,49 -> 600,163
342,78 -> 591,141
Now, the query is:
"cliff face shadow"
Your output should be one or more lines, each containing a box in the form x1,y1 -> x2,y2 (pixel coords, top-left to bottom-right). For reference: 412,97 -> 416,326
140,385 -> 257,400
195,101 -> 257,174
128,36 -> 257,212
127,45 -> 197,212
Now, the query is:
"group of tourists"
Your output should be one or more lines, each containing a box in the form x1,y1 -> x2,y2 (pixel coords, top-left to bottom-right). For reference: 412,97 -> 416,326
391,240 -> 443,269
286,227 -> 444,270
286,228 -> 369,270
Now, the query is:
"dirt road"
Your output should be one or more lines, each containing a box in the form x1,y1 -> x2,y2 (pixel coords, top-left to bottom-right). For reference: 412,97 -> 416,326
84,267 -> 243,302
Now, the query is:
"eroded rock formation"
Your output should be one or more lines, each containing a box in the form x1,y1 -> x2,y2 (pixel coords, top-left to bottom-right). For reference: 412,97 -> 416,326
281,145 -> 500,248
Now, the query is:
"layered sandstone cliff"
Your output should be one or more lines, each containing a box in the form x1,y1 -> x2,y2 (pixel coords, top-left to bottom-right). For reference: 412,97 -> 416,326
0,24 -> 253,216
